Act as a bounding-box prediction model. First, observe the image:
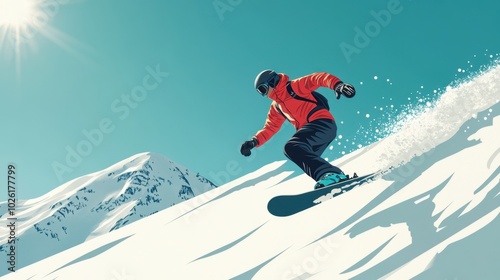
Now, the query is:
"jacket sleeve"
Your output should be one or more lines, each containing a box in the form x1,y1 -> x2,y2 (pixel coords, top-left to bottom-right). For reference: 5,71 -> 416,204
290,72 -> 341,96
253,102 -> 286,147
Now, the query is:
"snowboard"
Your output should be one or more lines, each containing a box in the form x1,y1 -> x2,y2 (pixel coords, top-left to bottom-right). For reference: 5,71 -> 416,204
267,171 -> 381,217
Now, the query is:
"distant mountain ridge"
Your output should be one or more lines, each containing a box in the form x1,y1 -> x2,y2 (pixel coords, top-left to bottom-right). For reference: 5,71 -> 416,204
0,152 -> 217,273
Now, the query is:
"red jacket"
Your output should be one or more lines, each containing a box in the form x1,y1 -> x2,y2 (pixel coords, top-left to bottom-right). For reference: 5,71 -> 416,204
254,72 -> 341,147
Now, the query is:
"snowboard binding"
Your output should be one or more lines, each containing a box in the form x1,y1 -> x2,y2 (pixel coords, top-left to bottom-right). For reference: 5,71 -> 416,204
314,172 -> 357,190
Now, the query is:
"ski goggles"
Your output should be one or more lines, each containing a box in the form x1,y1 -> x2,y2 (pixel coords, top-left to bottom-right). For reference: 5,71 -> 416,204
256,83 -> 270,96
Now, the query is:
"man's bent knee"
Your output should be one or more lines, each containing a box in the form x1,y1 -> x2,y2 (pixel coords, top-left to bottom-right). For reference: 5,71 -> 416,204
284,141 -> 307,160
284,141 -> 298,159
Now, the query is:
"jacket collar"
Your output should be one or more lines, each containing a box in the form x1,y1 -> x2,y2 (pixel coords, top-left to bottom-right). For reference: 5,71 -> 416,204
268,73 -> 289,101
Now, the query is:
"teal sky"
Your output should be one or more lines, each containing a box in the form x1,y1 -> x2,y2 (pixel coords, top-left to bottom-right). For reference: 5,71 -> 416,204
1,0 -> 499,199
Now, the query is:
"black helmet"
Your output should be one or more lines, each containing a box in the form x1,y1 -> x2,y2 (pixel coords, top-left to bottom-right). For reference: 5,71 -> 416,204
254,69 -> 281,96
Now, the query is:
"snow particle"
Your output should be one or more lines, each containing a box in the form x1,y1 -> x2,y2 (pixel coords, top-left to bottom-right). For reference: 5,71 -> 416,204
374,76 -> 378,80
366,114 -> 370,118
338,135 -> 343,139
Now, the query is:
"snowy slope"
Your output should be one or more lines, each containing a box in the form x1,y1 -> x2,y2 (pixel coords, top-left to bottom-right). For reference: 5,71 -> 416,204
0,152 -> 217,275
2,65 -> 499,279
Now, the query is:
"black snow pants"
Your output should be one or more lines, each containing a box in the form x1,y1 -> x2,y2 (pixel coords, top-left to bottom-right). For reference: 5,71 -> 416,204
283,118 -> 343,181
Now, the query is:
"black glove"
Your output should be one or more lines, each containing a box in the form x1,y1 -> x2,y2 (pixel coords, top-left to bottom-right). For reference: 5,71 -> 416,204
334,82 -> 356,99
240,138 -> 258,157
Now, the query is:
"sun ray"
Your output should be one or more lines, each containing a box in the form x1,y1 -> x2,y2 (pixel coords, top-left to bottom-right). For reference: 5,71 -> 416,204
37,24 -> 99,67
0,0 -> 41,78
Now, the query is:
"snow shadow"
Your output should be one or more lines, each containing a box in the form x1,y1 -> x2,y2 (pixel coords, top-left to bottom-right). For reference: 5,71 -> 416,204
230,248 -> 288,280
190,222 -> 268,263
414,214 -> 499,280
312,113 -> 485,244
348,168 -> 499,279
169,165 -> 292,224
211,165 -> 292,202
303,107 -> 499,278
44,235 -> 133,278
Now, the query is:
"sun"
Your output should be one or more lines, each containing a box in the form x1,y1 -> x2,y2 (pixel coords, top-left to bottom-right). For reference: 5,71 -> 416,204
0,0 -> 37,27
1,0 -> 81,78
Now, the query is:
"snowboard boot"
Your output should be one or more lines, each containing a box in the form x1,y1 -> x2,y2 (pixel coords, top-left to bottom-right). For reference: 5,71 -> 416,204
314,172 -> 348,190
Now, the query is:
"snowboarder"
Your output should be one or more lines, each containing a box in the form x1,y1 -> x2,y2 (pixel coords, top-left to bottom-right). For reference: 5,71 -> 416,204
240,70 -> 356,189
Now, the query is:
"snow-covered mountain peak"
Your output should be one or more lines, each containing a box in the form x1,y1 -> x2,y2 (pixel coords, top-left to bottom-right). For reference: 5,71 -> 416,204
103,151 -> 158,175
0,153 -> 217,275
